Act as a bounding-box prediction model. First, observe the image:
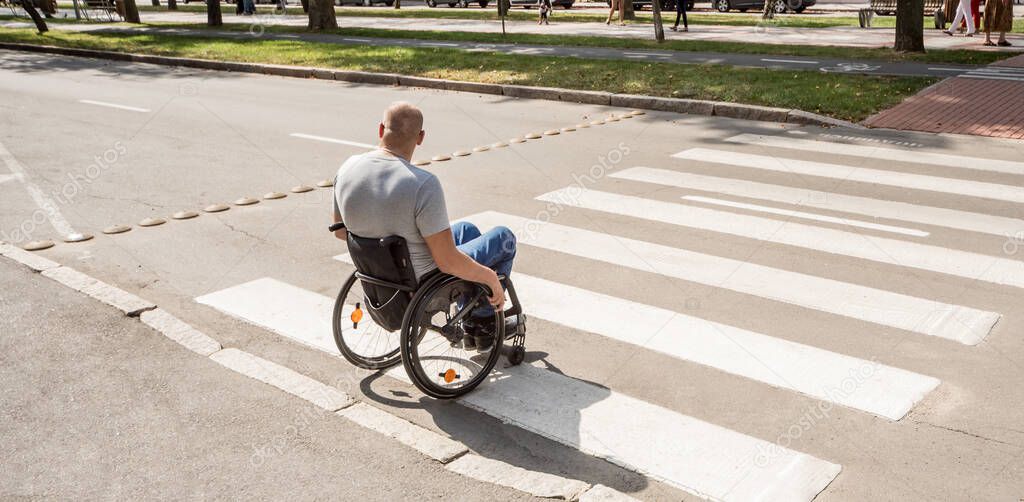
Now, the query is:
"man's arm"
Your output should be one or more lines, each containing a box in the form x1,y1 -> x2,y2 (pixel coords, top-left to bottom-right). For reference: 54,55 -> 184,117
332,196 -> 347,241
424,229 -> 504,309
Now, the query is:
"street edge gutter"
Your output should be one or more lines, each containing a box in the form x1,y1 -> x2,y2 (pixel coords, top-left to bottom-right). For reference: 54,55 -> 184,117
0,41 -> 862,129
0,245 -> 640,502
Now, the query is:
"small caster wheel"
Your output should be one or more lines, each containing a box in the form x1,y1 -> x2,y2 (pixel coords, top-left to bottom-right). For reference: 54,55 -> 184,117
507,345 -> 525,366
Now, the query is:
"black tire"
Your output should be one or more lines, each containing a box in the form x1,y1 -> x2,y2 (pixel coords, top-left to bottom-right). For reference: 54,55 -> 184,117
332,272 -> 402,370
384,0 -> 394,4
714,0 -> 729,12
478,0 -> 487,6
739,7 -> 748,11
458,0 -> 468,6
401,275 -> 502,400
771,0 -> 786,13
425,0 -> 437,6
560,2 -> 570,7
447,1 -> 456,6
793,5 -> 805,12
632,2 -> 642,10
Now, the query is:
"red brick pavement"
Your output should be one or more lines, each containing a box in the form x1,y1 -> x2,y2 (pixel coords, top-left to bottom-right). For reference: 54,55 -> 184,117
864,54 -> 1024,139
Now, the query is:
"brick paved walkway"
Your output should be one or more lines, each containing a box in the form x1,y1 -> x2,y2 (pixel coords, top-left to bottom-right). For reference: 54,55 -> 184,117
864,55 -> 1024,139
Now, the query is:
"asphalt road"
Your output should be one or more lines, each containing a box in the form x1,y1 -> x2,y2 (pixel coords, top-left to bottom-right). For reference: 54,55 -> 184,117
2,49 -> 1024,500
1,20 -> 1001,78
0,257 -> 538,500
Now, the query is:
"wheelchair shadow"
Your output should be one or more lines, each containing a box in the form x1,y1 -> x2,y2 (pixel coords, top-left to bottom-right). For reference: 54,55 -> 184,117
358,352 -> 651,498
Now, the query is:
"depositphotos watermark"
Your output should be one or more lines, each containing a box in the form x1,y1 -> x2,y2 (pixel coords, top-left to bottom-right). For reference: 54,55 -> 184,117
0,141 -> 127,244
753,359 -> 880,467
514,141 -> 631,244
1003,231 -> 1024,256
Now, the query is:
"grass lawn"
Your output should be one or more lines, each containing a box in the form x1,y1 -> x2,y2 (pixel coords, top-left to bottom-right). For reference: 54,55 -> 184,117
0,27 -> 935,121
1,13 -> 1012,65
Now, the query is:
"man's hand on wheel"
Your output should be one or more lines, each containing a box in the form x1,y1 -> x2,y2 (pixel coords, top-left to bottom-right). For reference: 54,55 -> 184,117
485,272 -> 505,310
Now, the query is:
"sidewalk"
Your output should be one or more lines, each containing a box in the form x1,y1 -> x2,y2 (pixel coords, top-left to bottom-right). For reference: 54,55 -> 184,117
130,10 -> 1024,51
864,54 -> 1024,138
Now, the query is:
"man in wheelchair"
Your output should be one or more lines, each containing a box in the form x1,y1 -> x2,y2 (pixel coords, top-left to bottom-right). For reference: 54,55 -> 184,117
332,102 -> 521,351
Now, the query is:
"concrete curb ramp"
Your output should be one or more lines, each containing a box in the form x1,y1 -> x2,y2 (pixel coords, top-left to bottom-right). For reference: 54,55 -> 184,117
0,42 -> 858,129
0,245 -> 639,501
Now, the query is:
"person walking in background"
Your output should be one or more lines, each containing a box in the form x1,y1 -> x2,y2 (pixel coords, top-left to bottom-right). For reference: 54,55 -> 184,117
944,0 -> 975,36
671,0 -> 688,32
970,0 -> 981,32
606,0 -> 624,25
538,0 -> 551,25
984,0 -> 1014,46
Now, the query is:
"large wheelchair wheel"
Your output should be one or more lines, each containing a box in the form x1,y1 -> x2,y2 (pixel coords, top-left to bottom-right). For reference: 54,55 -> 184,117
332,272 -> 402,370
400,274 -> 503,399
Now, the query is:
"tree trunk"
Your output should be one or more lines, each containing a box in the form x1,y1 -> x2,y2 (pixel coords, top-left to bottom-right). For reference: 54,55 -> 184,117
308,0 -> 337,30
300,0 -> 309,12
168,0 -> 177,9
151,0 -> 159,6
207,0 -> 222,25
652,0 -> 664,41
394,0 -> 400,8
22,0 -> 49,32
622,0 -> 634,20
235,0 -> 243,14
122,0 -> 141,22
894,0 -> 925,52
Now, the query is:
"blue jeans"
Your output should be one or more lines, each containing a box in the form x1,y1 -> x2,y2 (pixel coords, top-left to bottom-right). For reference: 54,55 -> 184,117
451,221 -> 516,317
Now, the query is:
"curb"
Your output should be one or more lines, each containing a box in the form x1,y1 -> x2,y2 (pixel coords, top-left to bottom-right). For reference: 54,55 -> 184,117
0,245 -> 641,501
0,42 -> 859,129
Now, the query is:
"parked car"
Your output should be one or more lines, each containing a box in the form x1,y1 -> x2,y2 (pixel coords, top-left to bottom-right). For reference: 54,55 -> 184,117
606,0 -> 694,11
339,0 -> 395,5
711,0 -> 814,13
510,0 -> 575,9
424,0 -> 492,6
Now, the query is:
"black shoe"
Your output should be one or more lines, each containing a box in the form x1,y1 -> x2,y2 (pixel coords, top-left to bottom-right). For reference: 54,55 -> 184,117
464,315 -> 522,351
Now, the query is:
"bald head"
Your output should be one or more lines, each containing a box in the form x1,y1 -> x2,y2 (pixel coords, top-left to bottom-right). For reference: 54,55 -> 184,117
379,102 -> 424,152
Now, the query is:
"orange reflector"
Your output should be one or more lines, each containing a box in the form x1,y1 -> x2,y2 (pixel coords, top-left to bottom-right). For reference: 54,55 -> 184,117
350,308 -> 363,324
443,369 -> 457,383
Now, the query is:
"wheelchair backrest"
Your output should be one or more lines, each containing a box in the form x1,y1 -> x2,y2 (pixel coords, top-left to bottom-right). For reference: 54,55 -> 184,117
346,232 -> 418,332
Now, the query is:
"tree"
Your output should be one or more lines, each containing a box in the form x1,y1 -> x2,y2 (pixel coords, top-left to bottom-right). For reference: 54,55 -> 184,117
623,0 -> 635,20
21,0 -> 49,33
394,0 -> 400,8
652,0 -> 664,42
894,0 -> 925,52
308,0 -> 338,30
168,0 -> 176,9
300,0 -> 309,13
122,0 -> 141,22
151,0 -> 159,6
207,0 -> 222,26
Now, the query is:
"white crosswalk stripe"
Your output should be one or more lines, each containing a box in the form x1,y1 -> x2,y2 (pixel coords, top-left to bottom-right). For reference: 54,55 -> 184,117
679,195 -> 929,236
333,254 -> 938,420
535,188 -> 1024,289
673,148 -> 1024,204
196,277 -> 842,502
725,133 -> 1024,176
470,211 -> 998,345
611,167 -> 1024,238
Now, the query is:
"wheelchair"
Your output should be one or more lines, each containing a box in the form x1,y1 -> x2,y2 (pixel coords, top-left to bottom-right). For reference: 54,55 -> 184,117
329,223 -> 527,399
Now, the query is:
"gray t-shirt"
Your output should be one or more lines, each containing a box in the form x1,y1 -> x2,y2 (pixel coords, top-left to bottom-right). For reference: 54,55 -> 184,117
333,150 -> 450,279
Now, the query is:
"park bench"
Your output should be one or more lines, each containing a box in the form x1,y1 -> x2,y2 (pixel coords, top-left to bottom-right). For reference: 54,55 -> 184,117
77,0 -> 122,21
859,0 -> 946,28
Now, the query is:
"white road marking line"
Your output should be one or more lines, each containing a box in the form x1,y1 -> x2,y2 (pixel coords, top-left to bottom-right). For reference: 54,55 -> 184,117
681,195 -> 928,237
538,188 -> 1024,290
961,74 -> 1024,82
612,167 -> 1024,238
724,133 -> 1024,177
0,139 -> 78,238
469,212 -> 998,345
334,254 -> 937,419
762,58 -> 818,64
289,133 -> 376,149
78,99 -> 150,113
197,277 -> 841,501
927,67 -> 967,72
674,147 -> 1024,204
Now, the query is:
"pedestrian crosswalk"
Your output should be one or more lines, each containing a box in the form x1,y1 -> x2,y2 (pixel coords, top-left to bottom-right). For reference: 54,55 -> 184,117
196,132 -> 1021,501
